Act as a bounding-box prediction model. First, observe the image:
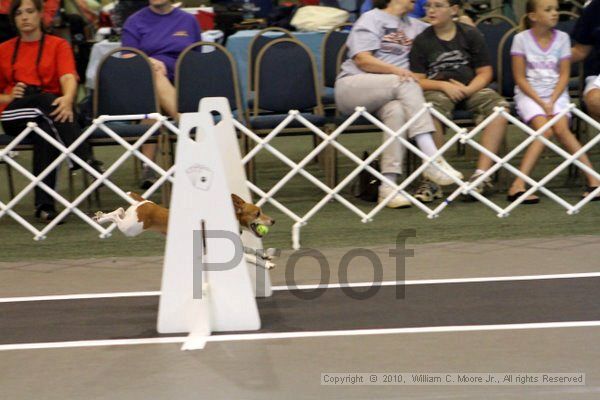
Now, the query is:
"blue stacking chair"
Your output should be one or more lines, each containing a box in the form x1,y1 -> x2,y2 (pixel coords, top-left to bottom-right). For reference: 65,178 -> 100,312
247,27 -> 293,111
249,37 -> 336,185
321,22 -> 352,112
175,41 -> 244,121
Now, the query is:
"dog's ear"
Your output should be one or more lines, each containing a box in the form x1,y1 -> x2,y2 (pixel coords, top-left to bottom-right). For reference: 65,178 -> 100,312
127,191 -> 145,202
231,194 -> 245,215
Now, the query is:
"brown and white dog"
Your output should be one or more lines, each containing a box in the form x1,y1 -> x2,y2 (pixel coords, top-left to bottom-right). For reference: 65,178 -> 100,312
93,192 -> 276,268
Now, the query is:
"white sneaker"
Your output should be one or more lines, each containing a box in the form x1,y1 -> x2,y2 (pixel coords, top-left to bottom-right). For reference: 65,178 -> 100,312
378,185 -> 411,208
423,157 -> 463,186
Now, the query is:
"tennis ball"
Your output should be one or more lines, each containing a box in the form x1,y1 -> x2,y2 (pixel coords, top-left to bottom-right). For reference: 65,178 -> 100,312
256,224 -> 269,236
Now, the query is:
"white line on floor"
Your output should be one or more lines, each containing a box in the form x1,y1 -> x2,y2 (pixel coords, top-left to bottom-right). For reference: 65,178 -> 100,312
1,271 -> 599,303
1,320 -> 600,351
0,291 -> 161,303
271,271 -> 600,291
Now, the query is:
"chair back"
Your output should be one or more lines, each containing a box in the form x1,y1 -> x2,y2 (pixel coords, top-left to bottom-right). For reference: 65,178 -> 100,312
497,27 -> 518,98
321,23 -> 352,89
253,38 -> 322,115
175,42 -> 243,120
475,15 -> 516,81
555,13 -> 580,80
93,47 -> 159,117
248,27 -> 293,93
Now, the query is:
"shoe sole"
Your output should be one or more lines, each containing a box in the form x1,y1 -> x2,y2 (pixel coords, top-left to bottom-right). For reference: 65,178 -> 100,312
423,170 -> 462,186
414,191 -> 443,203
378,197 -> 412,209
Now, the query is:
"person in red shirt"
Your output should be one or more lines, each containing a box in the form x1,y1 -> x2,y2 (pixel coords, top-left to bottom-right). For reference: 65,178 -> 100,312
0,0 -> 101,223
0,0 -> 59,43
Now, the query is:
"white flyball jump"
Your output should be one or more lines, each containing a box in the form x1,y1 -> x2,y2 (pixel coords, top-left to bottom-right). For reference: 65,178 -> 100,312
157,98 -> 270,350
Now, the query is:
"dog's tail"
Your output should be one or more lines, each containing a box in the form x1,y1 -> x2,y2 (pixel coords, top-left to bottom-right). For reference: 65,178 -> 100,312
127,192 -> 145,202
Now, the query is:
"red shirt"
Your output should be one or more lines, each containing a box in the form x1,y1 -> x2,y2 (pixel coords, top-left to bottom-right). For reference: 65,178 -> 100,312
0,0 -> 59,27
0,34 -> 77,112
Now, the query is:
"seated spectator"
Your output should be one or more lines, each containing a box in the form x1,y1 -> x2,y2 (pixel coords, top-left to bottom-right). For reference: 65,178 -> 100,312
409,0 -> 508,200
507,0 -> 599,203
335,0 -> 463,209
0,0 -> 102,222
360,0 -> 474,26
121,0 -> 201,188
571,0 -> 600,122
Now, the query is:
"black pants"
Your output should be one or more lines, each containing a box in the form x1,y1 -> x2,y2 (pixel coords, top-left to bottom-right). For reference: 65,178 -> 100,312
1,93 -> 92,209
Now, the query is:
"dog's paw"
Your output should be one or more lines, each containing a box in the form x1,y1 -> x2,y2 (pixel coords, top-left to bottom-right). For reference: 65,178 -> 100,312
264,260 -> 276,270
263,248 -> 279,261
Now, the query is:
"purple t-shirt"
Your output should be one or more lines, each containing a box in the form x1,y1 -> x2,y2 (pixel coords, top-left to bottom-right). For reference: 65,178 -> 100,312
122,7 -> 201,81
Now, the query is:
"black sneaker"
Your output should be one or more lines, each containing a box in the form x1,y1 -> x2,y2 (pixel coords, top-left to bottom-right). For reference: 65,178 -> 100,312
87,158 -> 105,175
140,167 -> 158,190
462,171 -> 494,202
35,205 -> 66,224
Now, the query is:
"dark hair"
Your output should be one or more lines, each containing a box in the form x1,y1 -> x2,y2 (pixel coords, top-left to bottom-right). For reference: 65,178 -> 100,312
520,0 -> 538,31
9,0 -> 44,30
372,0 -> 391,9
448,0 -> 463,6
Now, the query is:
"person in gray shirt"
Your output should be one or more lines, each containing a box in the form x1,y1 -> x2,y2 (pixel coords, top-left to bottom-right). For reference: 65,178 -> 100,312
335,0 -> 462,209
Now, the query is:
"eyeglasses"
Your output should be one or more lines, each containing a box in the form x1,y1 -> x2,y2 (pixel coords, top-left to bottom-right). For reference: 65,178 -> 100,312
424,3 -> 451,10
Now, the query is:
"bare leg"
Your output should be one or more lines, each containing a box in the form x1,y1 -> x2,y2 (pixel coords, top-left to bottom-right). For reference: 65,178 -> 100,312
477,116 -> 508,171
585,89 -> 600,121
154,72 -> 179,121
508,116 -> 555,196
552,117 -> 600,188
432,119 -> 445,148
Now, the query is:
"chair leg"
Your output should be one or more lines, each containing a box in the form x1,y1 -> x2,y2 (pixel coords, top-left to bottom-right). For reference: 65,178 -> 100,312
245,134 -> 257,183
82,172 -> 92,210
68,169 -> 75,201
5,162 -> 16,199
160,134 -> 172,207
313,134 -> 322,163
242,134 -> 254,182
323,125 -> 337,188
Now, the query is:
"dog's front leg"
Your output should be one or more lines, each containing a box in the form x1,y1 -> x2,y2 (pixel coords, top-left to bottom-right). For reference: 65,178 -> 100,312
244,253 -> 275,270
93,208 -> 125,225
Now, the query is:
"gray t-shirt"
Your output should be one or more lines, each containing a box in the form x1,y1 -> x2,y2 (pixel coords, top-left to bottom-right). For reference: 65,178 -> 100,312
338,8 -> 429,79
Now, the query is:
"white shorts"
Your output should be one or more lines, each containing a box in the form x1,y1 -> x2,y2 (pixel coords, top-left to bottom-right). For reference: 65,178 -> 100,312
583,75 -> 600,97
514,91 -> 571,124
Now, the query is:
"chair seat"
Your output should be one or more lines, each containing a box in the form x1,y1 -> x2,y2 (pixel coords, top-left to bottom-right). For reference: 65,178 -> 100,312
0,134 -> 34,146
249,113 -> 327,130
88,123 -> 159,140
568,77 -> 579,92
321,87 -> 335,105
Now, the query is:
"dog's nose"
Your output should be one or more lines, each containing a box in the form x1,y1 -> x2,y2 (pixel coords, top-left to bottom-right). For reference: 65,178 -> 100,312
271,219 -> 275,225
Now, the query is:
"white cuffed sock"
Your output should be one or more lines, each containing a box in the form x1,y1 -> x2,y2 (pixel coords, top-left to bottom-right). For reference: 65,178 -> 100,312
382,173 -> 398,185
414,133 -> 438,158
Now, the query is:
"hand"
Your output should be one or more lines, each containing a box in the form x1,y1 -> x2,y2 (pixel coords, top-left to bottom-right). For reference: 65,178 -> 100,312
449,79 -> 473,97
49,96 -> 74,123
393,67 -> 415,82
542,101 -> 554,117
149,57 -> 167,76
11,82 -> 26,100
442,81 -> 466,102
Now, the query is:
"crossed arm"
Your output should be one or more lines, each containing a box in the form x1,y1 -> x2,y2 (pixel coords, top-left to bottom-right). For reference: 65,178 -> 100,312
413,65 -> 494,101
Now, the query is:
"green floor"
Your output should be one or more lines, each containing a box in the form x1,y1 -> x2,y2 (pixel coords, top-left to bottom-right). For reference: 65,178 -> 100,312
1,127 -> 599,262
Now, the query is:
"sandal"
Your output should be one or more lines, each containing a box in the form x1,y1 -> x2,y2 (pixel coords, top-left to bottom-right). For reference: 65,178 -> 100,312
582,186 -> 600,201
506,191 -> 540,204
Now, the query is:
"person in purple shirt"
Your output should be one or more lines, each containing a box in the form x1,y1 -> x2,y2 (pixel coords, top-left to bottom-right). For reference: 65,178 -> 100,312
121,0 -> 201,188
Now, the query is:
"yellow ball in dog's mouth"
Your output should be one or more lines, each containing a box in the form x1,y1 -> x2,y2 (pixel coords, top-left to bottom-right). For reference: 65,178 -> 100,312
256,224 -> 269,236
